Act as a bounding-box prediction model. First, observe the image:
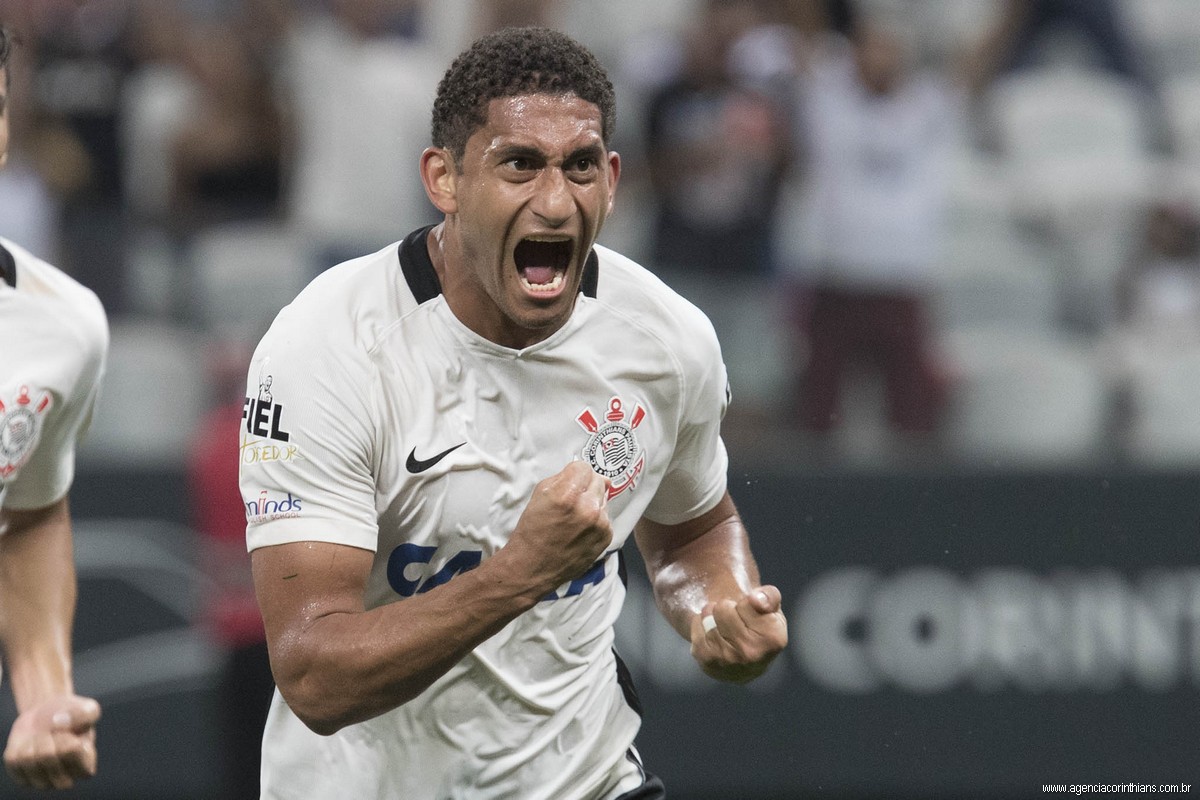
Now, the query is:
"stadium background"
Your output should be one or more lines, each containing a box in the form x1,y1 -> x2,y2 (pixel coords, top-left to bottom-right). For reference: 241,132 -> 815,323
2,0 -> 1199,797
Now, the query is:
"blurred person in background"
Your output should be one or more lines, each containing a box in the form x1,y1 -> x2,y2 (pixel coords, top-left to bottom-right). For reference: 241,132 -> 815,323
279,0 -> 440,271
962,0 -> 1171,152
0,0 -> 141,315
964,0 -> 1159,94
789,5 -> 957,441
0,22 -> 107,792
638,0 -> 797,421
1103,197 -> 1200,452
168,16 -> 287,233
187,336 -> 273,800
642,0 -> 793,279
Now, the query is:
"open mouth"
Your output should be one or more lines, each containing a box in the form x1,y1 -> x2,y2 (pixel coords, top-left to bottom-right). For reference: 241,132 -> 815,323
514,237 -> 573,294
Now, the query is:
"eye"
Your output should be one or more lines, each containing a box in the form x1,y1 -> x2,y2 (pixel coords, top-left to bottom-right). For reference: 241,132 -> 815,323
567,157 -> 599,178
504,156 -> 535,171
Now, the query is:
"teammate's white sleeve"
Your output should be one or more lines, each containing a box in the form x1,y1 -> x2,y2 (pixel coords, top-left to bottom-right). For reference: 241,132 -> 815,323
4,303 -> 108,511
241,315 -> 380,553
640,308 -> 730,526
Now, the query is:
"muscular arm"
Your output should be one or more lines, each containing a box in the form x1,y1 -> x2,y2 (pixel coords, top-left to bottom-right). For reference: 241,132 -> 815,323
0,497 -> 100,789
253,460 -> 612,735
635,491 -> 787,683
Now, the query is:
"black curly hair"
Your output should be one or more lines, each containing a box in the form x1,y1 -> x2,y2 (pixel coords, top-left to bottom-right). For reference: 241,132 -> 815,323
431,27 -> 616,165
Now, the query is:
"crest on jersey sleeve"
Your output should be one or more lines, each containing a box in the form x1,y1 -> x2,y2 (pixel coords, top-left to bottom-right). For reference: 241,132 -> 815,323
0,386 -> 53,479
577,396 -> 647,499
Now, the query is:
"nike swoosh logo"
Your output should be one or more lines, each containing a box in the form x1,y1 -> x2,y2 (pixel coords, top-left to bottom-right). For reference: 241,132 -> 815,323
406,442 -> 466,473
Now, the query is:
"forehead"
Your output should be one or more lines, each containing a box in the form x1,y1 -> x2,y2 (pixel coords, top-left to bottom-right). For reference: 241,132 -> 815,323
470,93 -> 605,154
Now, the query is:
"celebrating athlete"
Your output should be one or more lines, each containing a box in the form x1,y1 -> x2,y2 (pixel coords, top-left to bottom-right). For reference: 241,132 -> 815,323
244,26 -> 787,799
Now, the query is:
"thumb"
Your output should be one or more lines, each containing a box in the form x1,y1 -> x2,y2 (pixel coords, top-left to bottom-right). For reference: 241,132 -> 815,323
746,585 -> 782,615
52,697 -> 101,733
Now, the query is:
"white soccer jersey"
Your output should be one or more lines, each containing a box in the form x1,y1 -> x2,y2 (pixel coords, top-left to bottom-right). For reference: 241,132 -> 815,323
0,237 -> 108,511
242,226 -> 730,800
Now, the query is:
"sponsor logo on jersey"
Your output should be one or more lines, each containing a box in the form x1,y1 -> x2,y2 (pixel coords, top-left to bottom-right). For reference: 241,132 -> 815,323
239,434 -> 303,465
577,396 -> 646,499
245,489 -> 303,525
0,385 -> 53,480
387,543 -> 610,601
242,374 -> 290,443
405,442 -> 466,474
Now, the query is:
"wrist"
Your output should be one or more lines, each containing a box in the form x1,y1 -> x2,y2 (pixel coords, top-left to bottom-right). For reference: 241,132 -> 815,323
480,547 -> 556,609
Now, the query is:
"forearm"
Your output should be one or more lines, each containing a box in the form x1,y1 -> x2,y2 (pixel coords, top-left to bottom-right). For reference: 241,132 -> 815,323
256,546 -> 546,734
0,500 -> 78,711
637,493 -> 787,683
638,504 -> 760,641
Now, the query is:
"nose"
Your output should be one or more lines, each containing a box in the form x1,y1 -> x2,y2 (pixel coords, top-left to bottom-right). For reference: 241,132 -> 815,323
529,168 -> 574,228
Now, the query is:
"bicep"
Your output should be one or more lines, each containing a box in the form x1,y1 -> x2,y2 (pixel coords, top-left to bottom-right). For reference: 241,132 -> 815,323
635,491 -> 739,572
251,540 -> 374,666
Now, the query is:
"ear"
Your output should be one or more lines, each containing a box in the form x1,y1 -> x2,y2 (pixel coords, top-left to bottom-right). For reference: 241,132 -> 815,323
420,147 -> 458,215
605,150 -> 621,216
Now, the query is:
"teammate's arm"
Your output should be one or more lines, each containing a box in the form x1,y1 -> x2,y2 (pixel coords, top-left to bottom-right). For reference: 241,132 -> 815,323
0,497 -> 100,790
635,491 -> 787,683
252,460 -> 612,735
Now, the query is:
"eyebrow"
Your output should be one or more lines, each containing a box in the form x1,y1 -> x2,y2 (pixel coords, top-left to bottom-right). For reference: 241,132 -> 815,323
494,144 -> 544,162
494,142 -> 606,163
564,143 -> 605,162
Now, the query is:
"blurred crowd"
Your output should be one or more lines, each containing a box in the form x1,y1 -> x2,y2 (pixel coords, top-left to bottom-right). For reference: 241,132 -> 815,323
3,0 -> 1200,472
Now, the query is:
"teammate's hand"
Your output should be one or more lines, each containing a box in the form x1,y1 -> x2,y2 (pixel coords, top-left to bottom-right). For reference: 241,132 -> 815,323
4,694 -> 100,790
690,585 -> 788,684
505,460 -> 613,593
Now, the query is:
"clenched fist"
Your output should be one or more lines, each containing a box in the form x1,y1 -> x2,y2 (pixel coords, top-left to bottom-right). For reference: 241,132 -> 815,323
690,585 -> 788,684
5,694 -> 100,790
504,460 -> 614,595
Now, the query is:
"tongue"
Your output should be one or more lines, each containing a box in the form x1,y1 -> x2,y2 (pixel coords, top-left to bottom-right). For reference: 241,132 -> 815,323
522,266 -> 556,285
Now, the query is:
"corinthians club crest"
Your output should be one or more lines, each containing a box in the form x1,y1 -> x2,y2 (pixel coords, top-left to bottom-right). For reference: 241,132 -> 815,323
577,396 -> 647,499
0,386 -> 53,480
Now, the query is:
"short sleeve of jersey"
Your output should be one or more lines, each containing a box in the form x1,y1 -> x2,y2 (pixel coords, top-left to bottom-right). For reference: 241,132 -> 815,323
5,303 -> 108,511
240,314 -> 380,553
641,306 -> 730,526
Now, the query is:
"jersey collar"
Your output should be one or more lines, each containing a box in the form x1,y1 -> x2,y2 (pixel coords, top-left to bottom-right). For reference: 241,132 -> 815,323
397,225 -> 599,303
0,244 -> 14,288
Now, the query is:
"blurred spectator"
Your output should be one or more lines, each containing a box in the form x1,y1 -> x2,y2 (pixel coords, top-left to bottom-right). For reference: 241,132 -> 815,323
789,10 -> 957,437
4,0 -> 141,314
187,336 -> 272,800
168,19 -> 286,232
642,0 -> 793,278
1117,201 -> 1200,335
965,0 -> 1156,92
279,0 -> 440,270
963,0 -> 1171,152
1104,198 -> 1200,450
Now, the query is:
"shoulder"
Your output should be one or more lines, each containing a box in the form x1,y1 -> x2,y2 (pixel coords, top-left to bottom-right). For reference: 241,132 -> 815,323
590,244 -> 723,369
259,240 -> 414,362
2,237 -> 109,370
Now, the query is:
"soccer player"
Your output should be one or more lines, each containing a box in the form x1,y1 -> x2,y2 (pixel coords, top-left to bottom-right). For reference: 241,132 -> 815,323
0,25 -> 107,792
244,26 -> 788,799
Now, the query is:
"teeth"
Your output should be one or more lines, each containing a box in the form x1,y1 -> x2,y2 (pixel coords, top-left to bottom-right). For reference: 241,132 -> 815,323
519,270 -> 565,292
